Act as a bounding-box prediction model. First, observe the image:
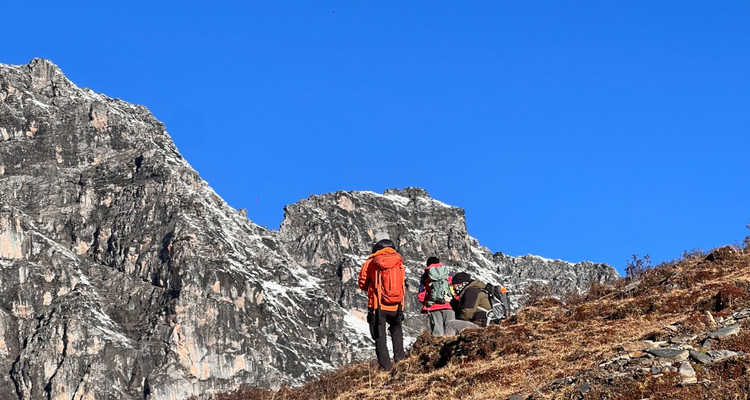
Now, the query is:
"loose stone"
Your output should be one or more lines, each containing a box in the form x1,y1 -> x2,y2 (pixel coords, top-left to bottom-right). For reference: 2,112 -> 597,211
646,348 -> 689,362
709,324 -> 740,339
688,350 -> 712,365
708,350 -> 740,362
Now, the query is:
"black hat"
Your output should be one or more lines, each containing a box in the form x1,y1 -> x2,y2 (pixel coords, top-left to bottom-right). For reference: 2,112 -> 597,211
426,256 -> 440,266
452,272 -> 472,286
371,239 -> 395,253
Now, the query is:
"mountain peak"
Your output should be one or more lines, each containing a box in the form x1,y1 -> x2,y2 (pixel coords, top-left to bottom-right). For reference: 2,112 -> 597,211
384,187 -> 431,199
23,58 -> 75,96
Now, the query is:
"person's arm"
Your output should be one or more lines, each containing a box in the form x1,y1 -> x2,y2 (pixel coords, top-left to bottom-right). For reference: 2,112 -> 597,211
358,258 -> 372,291
417,286 -> 428,304
457,289 -> 479,321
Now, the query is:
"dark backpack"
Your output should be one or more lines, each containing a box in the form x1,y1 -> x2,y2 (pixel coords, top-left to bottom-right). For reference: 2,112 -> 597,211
426,265 -> 452,306
484,283 -> 511,323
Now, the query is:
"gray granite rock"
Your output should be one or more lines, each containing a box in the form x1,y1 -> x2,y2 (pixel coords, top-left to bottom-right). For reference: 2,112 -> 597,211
708,350 -> 740,362
679,361 -> 696,384
689,350 -> 713,365
664,365 -> 679,373
670,335 -> 694,344
646,348 -> 689,361
709,324 -> 741,339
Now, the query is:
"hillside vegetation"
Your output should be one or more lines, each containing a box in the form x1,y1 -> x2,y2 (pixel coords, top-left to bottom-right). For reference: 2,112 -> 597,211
214,243 -> 750,400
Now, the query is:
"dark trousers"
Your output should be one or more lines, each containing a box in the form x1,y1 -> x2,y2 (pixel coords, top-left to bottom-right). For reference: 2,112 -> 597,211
367,308 -> 406,370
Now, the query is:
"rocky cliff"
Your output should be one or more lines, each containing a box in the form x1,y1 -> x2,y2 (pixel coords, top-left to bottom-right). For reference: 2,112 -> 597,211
0,59 -> 618,399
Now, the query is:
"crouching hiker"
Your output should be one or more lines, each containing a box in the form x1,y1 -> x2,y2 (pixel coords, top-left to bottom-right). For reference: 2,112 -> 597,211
444,272 -> 491,335
358,239 -> 406,370
417,256 -> 455,336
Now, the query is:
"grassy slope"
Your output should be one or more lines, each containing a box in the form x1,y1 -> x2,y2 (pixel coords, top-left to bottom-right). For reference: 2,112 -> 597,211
215,245 -> 750,400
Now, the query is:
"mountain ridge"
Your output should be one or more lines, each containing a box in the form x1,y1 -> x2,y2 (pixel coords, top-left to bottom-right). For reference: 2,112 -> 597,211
0,58 -> 617,399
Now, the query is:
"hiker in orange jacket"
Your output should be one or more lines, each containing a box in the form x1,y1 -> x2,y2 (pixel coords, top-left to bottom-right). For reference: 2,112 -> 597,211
358,239 -> 406,370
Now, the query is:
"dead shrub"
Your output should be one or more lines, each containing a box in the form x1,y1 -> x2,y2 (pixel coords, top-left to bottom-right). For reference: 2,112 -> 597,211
714,283 -> 748,311
210,386 -> 275,400
716,331 -> 750,352
571,304 -> 593,321
586,282 -> 616,301
625,254 -> 651,279
607,302 -> 643,320
562,289 -> 586,307
640,330 -> 671,342
523,282 -> 554,305
681,311 -> 709,334
680,247 -> 707,261
714,359 -> 748,380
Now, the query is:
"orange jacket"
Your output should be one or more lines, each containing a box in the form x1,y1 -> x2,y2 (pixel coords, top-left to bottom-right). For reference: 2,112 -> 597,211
358,247 -> 404,312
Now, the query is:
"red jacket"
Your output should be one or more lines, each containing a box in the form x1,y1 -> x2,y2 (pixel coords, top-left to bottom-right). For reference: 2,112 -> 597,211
417,263 -> 454,313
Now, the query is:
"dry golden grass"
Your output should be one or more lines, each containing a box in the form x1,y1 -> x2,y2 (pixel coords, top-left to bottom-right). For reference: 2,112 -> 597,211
214,245 -> 750,400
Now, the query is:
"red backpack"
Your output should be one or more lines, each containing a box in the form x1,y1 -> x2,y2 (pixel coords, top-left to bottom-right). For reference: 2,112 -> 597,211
373,251 -> 405,307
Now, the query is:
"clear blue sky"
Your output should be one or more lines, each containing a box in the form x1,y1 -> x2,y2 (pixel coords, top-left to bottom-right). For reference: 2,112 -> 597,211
4,2 -> 749,274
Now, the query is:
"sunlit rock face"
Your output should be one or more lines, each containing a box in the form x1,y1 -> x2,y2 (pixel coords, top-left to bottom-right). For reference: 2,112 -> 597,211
0,59 -> 618,399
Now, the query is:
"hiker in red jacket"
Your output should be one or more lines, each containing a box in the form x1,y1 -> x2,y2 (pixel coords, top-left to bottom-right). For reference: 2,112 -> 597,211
358,239 -> 406,371
417,256 -> 455,336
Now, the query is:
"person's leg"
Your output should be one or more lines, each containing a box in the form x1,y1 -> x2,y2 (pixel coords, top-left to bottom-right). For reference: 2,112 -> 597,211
428,310 -> 439,335
441,309 -> 455,335
429,310 -> 444,336
368,309 -> 392,370
385,310 -> 406,362
444,320 -> 480,336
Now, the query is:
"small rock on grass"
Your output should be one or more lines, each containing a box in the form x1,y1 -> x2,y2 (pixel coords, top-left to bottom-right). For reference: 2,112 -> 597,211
679,361 -> 697,385
689,350 -> 712,365
709,324 -> 740,339
708,350 -> 740,362
646,348 -> 689,361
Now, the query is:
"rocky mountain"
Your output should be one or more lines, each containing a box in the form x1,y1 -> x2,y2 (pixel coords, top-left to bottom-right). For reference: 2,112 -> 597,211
0,59 -> 617,400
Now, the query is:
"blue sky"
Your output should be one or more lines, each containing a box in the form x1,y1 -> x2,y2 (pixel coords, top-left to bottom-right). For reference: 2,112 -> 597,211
4,2 -> 749,273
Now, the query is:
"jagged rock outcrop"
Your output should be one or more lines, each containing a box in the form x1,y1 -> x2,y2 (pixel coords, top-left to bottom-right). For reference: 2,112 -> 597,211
0,59 -> 618,399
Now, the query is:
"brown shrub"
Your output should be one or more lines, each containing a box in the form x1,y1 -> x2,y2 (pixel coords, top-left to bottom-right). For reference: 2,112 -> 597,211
523,282 -> 554,305
713,358 -> 748,380
716,331 -> 750,353
607,301 -> 644,320
714,283 -> 749,311
585,282 -> 615,301
562,290 -> 586,307
681,311 -> 709,334
216,363 -> 377,400
211,386 -> 275,400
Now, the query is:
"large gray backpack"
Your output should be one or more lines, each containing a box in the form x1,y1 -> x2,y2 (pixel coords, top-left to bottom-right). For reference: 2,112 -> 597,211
426,265 -> 452,306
